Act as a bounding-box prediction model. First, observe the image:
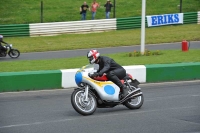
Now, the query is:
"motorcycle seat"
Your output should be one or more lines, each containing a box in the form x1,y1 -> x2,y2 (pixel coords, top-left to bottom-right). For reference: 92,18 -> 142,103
93,73 -> 132,81
93,75 -> 108,81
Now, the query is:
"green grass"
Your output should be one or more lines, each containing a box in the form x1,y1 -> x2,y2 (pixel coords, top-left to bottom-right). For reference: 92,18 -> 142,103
1,49 -> 200,72
4,24 -> 200,53
0,0 -> 200,24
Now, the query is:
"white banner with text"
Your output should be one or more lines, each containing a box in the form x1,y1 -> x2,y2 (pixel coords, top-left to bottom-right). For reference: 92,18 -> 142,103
147,13 -> 183,27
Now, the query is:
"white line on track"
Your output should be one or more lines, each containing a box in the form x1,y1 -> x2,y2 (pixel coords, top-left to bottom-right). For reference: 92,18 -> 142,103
0,106 -> 197,129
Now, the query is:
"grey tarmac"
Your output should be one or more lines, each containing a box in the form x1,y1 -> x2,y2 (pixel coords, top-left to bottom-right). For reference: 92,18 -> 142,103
0,41 -> 199,61
0,80 -> 200,133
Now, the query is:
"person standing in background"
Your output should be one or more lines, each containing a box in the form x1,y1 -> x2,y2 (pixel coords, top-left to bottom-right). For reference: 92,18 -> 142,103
80,2 -> 90,20
91,0 -> 100,20
104,0 -> 113,19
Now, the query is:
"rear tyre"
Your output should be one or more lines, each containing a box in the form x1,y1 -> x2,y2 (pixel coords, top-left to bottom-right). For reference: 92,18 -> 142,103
124,94 -> 144,109
8,49 -> 20,58
71,89 -> 97,116
124,83 -> 144,109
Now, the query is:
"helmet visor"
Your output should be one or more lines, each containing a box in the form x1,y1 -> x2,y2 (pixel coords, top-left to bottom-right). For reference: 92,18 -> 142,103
88,56 -> 94,62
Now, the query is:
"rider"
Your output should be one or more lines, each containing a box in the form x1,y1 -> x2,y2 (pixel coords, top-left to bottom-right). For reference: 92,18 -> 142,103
0,35 -> 7,52
87,49 -> 131,99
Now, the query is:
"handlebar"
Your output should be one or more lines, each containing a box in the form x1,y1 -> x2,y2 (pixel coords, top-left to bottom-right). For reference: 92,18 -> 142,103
5,44 -> 12,47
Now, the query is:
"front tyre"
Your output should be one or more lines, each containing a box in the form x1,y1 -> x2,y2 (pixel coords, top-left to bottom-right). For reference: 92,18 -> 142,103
124,94 -> 144,109
8,49 -> 20,58
71,89 -> 97,116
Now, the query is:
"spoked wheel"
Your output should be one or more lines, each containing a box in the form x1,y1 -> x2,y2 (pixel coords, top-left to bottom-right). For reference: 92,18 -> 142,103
124,84 -> 144,109
71,89 -> 97,116
8,49 -> 20,58
124,94 -> 144,109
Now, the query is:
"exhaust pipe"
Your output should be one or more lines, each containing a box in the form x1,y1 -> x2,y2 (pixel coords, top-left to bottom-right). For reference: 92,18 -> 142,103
129,92 -> 143,99
129,88 -> 141,94
120,89 -> 142,103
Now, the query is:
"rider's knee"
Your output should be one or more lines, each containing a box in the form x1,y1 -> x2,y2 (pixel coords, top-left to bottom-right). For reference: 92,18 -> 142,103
107,71 -> 115,78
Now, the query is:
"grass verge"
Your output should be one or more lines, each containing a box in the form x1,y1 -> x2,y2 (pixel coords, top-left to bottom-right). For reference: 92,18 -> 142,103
4,24 -> 200,53
1,0 -> 199,24
1,49 -> 200,72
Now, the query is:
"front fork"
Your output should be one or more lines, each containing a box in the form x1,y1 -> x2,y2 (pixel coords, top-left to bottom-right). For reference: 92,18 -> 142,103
84,85 -> 89,102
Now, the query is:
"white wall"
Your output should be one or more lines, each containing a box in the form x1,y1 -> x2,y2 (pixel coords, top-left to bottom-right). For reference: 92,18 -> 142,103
61,65 -> 146,88
123,65 -> 146,83
61,69 -> 79,88
198,11 -> 200,24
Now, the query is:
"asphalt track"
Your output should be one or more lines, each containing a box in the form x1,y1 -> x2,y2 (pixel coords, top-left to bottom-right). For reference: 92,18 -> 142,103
0,41 -> 199,61
0,81 -> 200,133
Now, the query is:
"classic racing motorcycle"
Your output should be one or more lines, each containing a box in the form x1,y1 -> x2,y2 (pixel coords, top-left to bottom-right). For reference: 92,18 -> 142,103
0,44 -> 20,58
71,64 -> 144,116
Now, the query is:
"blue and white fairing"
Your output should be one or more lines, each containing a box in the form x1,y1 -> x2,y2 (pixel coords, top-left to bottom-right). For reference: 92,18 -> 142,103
75,64 -> 120,101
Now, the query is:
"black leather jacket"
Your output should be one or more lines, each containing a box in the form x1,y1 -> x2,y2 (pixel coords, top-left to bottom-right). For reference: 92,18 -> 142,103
97,56 -> 123,76
0,40 -> 7,51
0,39 -> 7,46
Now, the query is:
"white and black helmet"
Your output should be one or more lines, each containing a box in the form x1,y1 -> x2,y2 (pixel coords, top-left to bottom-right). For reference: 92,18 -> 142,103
87,50 -> 100,64
0,35 -> 3,41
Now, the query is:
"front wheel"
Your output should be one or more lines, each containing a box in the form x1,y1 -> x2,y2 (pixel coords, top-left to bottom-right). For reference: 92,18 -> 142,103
124,94 -> 144,109
71,89 -> 97,116
8,49 -> 20,58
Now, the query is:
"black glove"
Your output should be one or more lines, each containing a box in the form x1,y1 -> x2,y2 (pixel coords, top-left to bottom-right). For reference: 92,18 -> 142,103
90,72 -> 99,78
98,72 -> 103,77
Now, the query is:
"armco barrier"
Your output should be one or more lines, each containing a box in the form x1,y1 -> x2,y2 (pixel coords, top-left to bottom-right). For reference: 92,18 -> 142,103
29,19 -> 117,37
1,11 -> 199,37
0,62 -> 200,92
0,70 -> 62,92
0,24 -> 29,37
146,62 -> 200,82
116,17 -> 147,30
183,12 -> 197,24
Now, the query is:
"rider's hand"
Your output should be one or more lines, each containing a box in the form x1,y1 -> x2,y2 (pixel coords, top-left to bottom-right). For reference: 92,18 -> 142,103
91,72 -> 99,78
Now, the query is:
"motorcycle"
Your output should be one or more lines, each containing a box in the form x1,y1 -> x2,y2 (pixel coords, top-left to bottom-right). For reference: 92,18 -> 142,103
71,64 -> 144,116
0,44 -> 20,58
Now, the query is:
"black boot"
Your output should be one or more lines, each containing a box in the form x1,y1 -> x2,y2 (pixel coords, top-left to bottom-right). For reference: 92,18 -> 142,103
121,85 -> 129,99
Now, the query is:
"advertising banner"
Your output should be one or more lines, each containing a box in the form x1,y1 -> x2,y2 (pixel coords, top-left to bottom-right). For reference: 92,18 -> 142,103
147,13 -> 183,27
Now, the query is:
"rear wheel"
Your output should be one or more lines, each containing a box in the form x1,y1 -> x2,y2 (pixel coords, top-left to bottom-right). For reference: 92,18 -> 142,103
8,49 -> 20,58
124,83 -> 144,109
71,89 -> 97,116
124,94 -> 144,109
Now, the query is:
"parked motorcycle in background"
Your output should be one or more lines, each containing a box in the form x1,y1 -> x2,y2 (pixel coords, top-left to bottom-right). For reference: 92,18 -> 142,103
71,64 -> 144,116
0,44 -> 20,58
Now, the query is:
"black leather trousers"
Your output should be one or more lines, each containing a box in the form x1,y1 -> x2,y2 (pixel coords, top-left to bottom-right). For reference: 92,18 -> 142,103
106,67 -> 126,88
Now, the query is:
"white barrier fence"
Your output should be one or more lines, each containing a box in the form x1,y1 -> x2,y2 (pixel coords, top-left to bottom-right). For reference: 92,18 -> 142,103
29,19 -> 117,37
61,65 -> 146,88
198,11 -> 200,24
